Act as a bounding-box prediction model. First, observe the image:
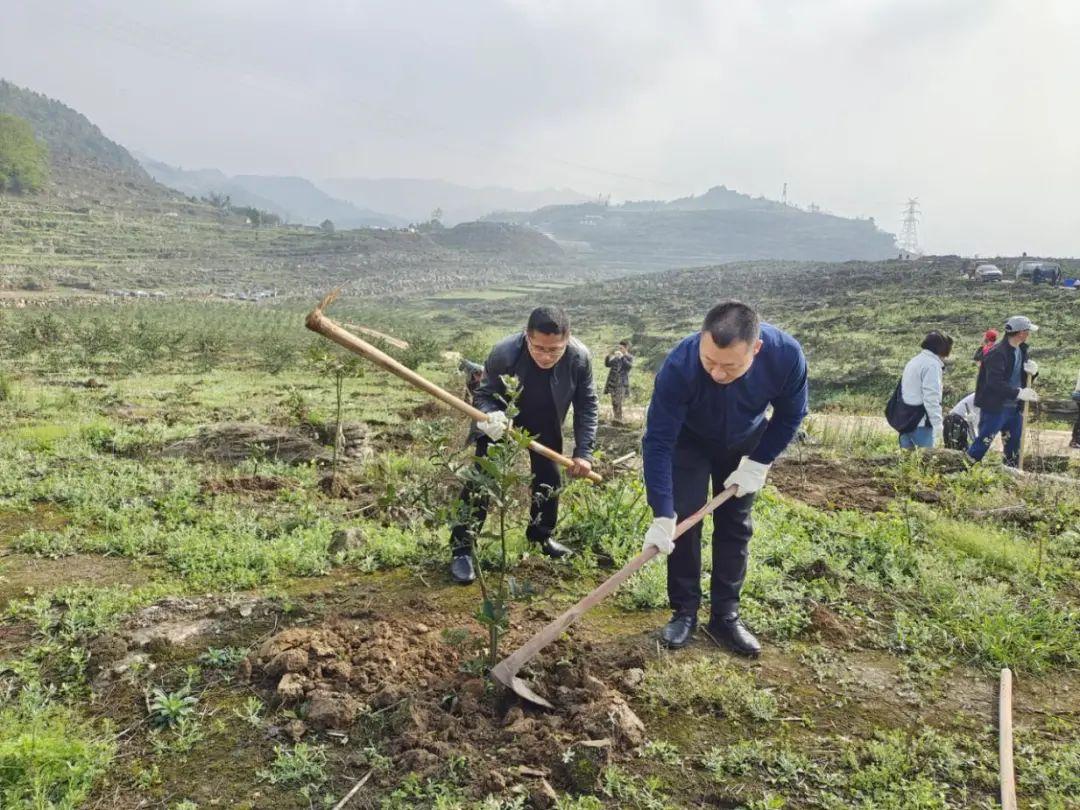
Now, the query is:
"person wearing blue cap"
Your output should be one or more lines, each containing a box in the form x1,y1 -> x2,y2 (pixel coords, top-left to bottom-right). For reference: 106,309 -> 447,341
966,316 -> 1040,466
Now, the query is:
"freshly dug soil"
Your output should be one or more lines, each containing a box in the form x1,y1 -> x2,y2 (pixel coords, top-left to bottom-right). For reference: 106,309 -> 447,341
244,604 -> 649,799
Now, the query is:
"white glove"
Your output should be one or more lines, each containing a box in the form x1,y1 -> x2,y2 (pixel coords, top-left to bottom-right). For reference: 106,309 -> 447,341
1017,387 -> 1039,403
933,426 -> 944,445
478,410 -> 509,441
723,457 -> 770,497
1023,359 -> 1038,375
642,517 -> 676,556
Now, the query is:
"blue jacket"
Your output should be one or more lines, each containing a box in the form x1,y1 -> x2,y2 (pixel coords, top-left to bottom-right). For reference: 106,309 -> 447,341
643,326 -> 809,518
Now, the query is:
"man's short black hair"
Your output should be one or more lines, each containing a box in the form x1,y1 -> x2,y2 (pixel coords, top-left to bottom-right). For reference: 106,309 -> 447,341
618,340 -> 630,348
527,306 -> 570,336
921,330 -> 954,357
702,301 -> 760,348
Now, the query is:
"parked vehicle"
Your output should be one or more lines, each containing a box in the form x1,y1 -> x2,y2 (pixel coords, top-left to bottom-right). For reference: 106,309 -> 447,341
1016,260 -> 1062,284
975,263 -> 1003,283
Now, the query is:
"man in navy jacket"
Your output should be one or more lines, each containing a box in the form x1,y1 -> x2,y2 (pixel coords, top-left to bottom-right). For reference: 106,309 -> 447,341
966,315 -> 1039,466
642,301 -> 808,655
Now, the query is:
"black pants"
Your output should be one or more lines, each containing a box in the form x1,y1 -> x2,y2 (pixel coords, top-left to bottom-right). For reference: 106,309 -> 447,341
668,432 -> 757,617
1072,406 -> 1080,446
449,433 -> 562,552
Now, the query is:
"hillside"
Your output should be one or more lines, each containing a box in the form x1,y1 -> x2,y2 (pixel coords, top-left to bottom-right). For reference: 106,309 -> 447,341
452,256 -> 1080,409
486,187 -> 898,271
139,159 -> 405,229
321,176 -> 591,226
0,79 -> 169,203
0,82 -> 577,298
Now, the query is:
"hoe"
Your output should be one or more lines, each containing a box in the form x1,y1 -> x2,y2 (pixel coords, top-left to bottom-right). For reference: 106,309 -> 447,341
305,291 -> 601,484
490,485 -> 736,708
306,291 -> 731,709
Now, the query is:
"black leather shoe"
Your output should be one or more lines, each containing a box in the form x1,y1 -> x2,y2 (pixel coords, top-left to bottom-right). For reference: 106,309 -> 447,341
705,613 -> 761,658
536,537 -> 572,559
660,611 -> 697,649
449,551 -> 476,585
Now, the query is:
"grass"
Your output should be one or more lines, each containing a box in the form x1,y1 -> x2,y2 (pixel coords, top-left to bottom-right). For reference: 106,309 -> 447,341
0,688 -> 115,809
0,278 -> 1076,808
639,657 -> 779,722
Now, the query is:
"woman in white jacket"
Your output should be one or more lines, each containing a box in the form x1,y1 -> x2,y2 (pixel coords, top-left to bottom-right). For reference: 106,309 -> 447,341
898,331 -> 954,449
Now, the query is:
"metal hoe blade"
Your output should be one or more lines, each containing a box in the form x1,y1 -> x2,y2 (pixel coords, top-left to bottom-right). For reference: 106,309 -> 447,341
488,486 -> 740,709
491,663 -> 555,710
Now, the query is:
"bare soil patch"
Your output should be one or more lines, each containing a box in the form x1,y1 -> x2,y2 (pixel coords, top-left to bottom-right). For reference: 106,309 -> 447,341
771,455 -> 895,511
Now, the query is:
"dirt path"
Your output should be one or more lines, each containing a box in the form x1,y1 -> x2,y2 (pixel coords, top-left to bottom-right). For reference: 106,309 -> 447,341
607,405 -> 1078,458
806,412 -> 1079,457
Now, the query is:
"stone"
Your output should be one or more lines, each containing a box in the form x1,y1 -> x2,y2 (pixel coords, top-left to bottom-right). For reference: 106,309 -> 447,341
276,672 -> 309,702
530,777 -> 558,808
284,719 -> 307,742
329,527 -> 366,555
129,619 -> 213,651
621,668 -> 646,690
608,699 -> 645,746
266,648 -> 309,678
305,689 -> 361,730
583,675 -> 607,699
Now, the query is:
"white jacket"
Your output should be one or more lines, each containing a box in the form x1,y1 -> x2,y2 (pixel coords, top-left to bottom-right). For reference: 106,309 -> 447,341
950,392 -> 980,432
900,349 -> 945,432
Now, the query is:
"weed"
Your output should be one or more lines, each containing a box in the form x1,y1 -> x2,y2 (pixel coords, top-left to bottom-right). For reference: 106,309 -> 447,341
640,657 -> 778,721
257,742 -> 328,790
147,686 -> 198,728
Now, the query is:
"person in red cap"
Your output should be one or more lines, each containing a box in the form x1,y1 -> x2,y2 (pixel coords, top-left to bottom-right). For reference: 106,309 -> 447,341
972,329 -> 998,365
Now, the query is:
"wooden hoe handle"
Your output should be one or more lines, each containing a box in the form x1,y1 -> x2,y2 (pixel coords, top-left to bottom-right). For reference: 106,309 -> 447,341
491,485 -> 738,681
305,292 -> 602,484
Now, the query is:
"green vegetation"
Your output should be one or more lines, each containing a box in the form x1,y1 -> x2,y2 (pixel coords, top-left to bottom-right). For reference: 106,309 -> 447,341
0,114 -> 48,193
0,269 -> 1076,808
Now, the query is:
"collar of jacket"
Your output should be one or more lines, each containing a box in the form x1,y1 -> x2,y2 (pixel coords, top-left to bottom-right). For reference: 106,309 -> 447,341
508,332 -> 577,393
919,348 -> 944,367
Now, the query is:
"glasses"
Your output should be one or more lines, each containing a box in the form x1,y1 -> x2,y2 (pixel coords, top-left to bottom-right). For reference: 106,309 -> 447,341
526,335 -> 567,357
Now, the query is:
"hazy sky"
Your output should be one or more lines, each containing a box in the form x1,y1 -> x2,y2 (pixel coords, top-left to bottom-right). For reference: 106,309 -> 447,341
3,0 -> 1078,255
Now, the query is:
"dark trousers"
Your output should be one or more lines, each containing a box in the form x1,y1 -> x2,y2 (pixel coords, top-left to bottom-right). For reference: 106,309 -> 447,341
966,407 -> 1023,467
667,433 -> 756,617
449,434 -> 562,552
1072,407 -> 1080,446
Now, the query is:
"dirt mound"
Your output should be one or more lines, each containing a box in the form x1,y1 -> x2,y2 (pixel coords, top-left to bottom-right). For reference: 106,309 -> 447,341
245,610 -> 649,798
201,475 -> 287,496
772,456 -> 894,511
163,423 -> 329,465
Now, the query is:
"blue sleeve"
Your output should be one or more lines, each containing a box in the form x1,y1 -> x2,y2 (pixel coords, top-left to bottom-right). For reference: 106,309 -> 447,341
749,347 -> 809,465
642,360 -> 690,518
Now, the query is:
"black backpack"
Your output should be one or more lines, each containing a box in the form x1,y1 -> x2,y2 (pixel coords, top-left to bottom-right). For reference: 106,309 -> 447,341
884,381 -> 928,433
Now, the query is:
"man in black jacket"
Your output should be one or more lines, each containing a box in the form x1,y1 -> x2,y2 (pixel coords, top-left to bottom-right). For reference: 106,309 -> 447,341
966,316 -> 1040,467
448,306 -> 599,584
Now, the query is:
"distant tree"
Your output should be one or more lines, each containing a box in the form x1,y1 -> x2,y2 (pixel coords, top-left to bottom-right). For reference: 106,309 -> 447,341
431,207 -> 443,223
0,114 -> 49,193
320,219 -> 335,233
231,205 -> 281,235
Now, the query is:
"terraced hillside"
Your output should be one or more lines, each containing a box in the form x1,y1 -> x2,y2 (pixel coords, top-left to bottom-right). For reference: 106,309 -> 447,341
0,196 -> 584,298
